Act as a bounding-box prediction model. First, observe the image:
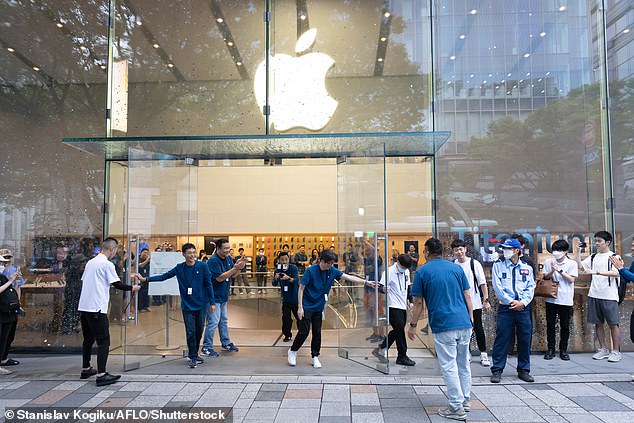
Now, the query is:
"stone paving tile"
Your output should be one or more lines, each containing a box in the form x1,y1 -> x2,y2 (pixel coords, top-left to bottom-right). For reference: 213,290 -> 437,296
476,393 -> 531,407
351,412 -> 384,423
588,383 -> 634,404
275,408 -> 320,423
591,411 -> 634,421
413,385 -> 443,395
323,389 -> 350,402
280,398 -> 321,408
549,383 -> 603,397
126,394 -> 173,407
196,388 -> 242,407
287,383 -> 323,390
260,383 -> 287,391
350,385 -> 376,393
166,400 -> 197,408
81,397 -> 106,408
418,394 -> 447,407
240,390 -> 257,399
109,390 -> 140,397
460,409 -> 498,421
176,383 -> 209,397
118,381 -> 153,391
350,393 -> 380,406
559,412 -> 605,422
569,396 -> 631,411
319,417 -> 351,423
244,407 -> 278,421
52,381 -> 87,391
243,383 -> 262,391
171,395 -> 203,403
320,401 -> 351,417
524,384 -> 555,391
250,400 -> 282,408
350,404 -> 382,414
98,397 -> 134,407
376,385 -> 418,399
234,398 -> 255,409
29,389 -> 73,405
255,390 -> 285,401
381,407 -> 429,423
487,406 -> 545,422
3,381 -> 61,399
52,393 -> 96,407
141,382 -> 186,396
284,389 -> 322,399
378,397 -> 422,408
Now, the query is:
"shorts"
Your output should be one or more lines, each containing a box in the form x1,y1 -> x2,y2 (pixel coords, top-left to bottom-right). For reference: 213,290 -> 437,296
587,297 -> 619,325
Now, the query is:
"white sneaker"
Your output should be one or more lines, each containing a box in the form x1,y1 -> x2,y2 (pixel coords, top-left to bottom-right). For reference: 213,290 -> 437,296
287,349 -> 297,366
480,352 -> 491,367
0,367 -> 12,375
312,356 -> 322,368
608,350 -> 622,363
592,348 -> 610,360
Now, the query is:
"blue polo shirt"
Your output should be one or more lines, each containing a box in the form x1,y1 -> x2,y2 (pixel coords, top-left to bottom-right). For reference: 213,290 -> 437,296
272,264 -> 300,304
301,264 -> 344,312
207,253 -> 234,303
411,258 -> 472,334
147,261 -> 214,312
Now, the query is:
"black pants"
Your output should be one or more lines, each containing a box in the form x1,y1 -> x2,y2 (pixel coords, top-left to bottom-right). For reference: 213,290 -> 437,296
473,308 -> 487,352
182,309 -> 206,359
257,271 -> 267,287
0,320 -> 16,363
545,302 -> 572,352
80,312 -> 110,373
138,283 -> 150,310
380,308 -> 408,358
291,310 -> 323,357
282,302 -> 299,338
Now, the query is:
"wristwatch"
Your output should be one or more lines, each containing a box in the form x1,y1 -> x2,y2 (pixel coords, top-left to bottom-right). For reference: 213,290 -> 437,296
409,322 -> 417,328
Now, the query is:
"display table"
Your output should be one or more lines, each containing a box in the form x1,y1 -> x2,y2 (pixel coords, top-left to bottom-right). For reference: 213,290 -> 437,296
21,274 -> 66,332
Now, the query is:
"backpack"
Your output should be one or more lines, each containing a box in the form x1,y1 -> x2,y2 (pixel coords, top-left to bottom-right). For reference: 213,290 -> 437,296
591,253 -> 626,305
0,286 -> 20,313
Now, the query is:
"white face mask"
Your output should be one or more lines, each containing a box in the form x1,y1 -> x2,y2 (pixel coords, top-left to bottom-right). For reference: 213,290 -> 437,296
0,265 -> 4,272
503,249 -> 515,260
552,251 -> 566,260
397,266 -> 406,273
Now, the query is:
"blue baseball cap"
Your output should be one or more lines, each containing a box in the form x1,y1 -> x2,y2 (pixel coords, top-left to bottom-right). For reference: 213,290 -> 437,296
499,238 -> 522,249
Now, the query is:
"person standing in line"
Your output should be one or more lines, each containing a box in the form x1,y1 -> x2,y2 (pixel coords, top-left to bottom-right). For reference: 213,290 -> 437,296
575,231 -> 622,362
490,238 -> 536,384
256,248 -> 268,294
451,239 -> 491,367
272,252 -> 300,342
293,245 -> 309,275
235,248 -> 252,295
407,244 -> 419,275
288,249 -> 368,368
542,240 -> 578,360
373,253 -> 416,366
202,239 -> 247,357
78,238 -> 140,386
408,238 -> 473,421
136,243 -> 215,368
0,249 -> 24,296
309,249 -> 320,266
0,271 -> 21,374
609,239 -> 634,343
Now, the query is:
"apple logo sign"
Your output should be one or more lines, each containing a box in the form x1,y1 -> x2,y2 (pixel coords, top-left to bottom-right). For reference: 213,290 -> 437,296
254,29 -> 338,131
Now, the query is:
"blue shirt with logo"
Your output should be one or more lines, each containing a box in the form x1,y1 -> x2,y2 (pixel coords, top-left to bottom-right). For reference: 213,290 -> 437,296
491,258 -> 535,306
207,253 -> 234,303
301,264 -> 344,312
147,261 -> 214,311
411,258 -> 472,334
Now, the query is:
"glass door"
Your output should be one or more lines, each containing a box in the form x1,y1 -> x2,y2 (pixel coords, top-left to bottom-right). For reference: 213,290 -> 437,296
122,148 -> 199,369
335,146 -> 391,373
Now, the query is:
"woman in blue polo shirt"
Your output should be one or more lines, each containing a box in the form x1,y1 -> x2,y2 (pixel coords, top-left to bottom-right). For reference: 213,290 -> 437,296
287,249 -> 367,369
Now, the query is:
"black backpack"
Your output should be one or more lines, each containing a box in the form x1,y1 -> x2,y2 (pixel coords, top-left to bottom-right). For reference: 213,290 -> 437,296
591,253 -> 626,305
0,286 -> 20,313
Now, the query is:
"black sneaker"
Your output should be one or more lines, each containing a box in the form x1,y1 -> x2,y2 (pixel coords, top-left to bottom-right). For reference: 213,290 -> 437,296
490,371 -> 502,383
96,373 -> 121,386
222,343 -> 239,352
80,368 -> 97,379
195,356 -> 204,364
188,358 -> 197,368
283,336 -> 292,342
544,349 -> 555,360
518,369 -> 534,383
395,356 -> 416,366
560,351 -> 570,361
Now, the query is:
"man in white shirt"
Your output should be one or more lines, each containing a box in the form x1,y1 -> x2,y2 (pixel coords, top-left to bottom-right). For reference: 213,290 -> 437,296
575,231 -> 621,362
542,240 -> 578,361
78,238 -> 140,386
452,239 -> 491,367
372,254 -> 415,366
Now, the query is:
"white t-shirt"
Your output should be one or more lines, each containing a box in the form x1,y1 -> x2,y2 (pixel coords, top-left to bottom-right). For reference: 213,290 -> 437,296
582,251 -> 620,301
378,264 -> 411,310
455,258 -> 486,310
543,257 -> 578,306
78,253 -> 120,313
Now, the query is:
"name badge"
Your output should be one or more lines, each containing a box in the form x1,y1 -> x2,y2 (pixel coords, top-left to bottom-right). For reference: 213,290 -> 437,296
283,286 -> 288,292
226,278 -> 230,283
520,269 -> 530,275
187,287 -> 193,295
324,294 -> 328,302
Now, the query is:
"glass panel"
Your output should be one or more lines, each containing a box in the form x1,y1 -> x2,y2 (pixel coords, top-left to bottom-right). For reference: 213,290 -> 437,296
335,148 -> 390,373
120,148 -> 198,367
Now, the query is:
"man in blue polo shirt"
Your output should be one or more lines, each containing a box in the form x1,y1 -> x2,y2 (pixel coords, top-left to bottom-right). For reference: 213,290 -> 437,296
408,238 -> 473,421
202,239 -> 247,357
288,249 -> 367,368
272,252 -> 300,342
137,243 -> 214,369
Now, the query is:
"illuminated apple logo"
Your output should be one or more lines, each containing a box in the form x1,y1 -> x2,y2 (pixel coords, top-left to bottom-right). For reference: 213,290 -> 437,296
254,29 -> 338,131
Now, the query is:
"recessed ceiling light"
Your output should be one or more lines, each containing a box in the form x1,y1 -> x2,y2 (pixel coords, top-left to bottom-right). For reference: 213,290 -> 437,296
624,28 -> 630,34
153,43 -> 159,49
384,12 -> 391,18
540,31 -> 546,37
459,34 -> 466,39
300,15 -> 306,21
449,55 -> 456,60
469,9 -> 477,15
167,63 -> 174,68
227,41 -> 234,46
56,22 -> 63,28
380,37 -> 387,42
377,57 -> 383,62
33,66 -> 40,71
7,47 -> 14,52
559,6 -> 566,12
136,20 -> 142,26
80,45 -> 87,50
236,61 -> 242,66
100,64 -> 106,69
523,53 -> 530,58
216,17 -> 223,23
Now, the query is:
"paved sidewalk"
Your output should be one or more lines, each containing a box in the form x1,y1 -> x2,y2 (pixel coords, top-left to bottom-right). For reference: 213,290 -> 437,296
0,351 -> 633,422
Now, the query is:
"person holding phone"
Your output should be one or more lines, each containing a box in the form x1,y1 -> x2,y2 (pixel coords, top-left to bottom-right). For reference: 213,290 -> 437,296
272,252 -> 300,342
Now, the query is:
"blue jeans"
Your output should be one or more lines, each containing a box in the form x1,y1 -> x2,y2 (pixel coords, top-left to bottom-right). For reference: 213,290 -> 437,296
202,302 -> 231,350
182,309 -> 206,359
491,304 -> 532,373
433,328 -> 472,410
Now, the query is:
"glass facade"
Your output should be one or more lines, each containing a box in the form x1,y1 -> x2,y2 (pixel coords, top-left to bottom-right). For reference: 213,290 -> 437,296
0,0 -> 632,354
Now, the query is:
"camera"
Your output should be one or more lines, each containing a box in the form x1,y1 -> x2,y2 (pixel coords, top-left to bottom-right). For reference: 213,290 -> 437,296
578,241 -> 587,253
277,264 -> 288,271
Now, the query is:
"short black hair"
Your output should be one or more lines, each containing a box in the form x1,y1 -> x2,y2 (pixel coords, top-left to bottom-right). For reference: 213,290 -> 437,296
283,244 -> 290,249
424,238 -> 443,255
320,249 -> 337,263
258,248 -> 264,251
594,231 -> 613,245
551,239 -> 569,252
450,239 -> 467,249
181,243 -> 196,253
397,254 -> 412,268
216,239 -> 229,249
278,251 -> 289,258
238,247 -> 244,252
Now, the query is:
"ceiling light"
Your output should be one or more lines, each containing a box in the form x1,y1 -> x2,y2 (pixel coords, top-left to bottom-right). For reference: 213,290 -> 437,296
539,31 -> 546,37
624,28 -> 630,34
469,9 -> 477,15
384,12 -> 391,18
523,53 -> 530,58
459,34 -> 465,39
56,22 -> 63,28
227,41 -> 234,46
377,57 -> 383,62
236,61 -> 242,66
153,43 -> 159,49
449,55 -> 456,60
167,63 -> 174,68
380,37 -> 387,42
300,15 -> 306,21
559,6 -> 566,12
470,74 -> 474,78
216,17 -> 223,23
136,20 -> 142,26
33,66 -> 40,71
80,45 -> 87,51
7,47 -> 14,52
100,64 -> 106,69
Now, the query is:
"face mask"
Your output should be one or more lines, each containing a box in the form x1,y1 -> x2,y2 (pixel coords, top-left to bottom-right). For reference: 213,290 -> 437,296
396,265 -> 406,273
0,265 -> 4,272
552,251 -> 566,260
503,249 -> 515,260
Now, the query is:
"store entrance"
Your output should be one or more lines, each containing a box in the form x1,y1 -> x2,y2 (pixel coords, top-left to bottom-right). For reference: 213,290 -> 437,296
65,132 -> 448,373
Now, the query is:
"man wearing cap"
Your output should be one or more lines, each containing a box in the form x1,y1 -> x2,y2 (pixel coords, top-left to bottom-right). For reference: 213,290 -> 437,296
490,237 -> 536,383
